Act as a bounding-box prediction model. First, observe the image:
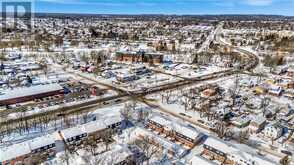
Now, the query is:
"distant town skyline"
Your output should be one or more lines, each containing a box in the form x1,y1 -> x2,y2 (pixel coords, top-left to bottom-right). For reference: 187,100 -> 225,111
24,0 -> 294,16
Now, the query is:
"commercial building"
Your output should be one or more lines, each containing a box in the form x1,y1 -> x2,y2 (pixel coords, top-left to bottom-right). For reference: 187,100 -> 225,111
116,51 -> 163,64
0,84 -> 64,106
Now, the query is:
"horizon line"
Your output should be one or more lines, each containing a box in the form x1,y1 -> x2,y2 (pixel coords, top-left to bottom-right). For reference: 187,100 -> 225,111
2,11 -> 294,17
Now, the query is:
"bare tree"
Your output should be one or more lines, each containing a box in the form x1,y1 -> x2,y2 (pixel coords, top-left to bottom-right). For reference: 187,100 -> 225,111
200,100 -> 212,120
261,97 -> 271,117
101,129 -> 114,152
238,129 -> 250,143
85,139 -> 99,156
164,90 -> 173,104
94,152 -> 120,165
120,103 -> 133,126
181,95 -> 190,112
138,109 -> 149,122
39,61 -> 49,75
214,121 -> 232,139
133,136 -> 158,165
229,72 -> 241,108
59,153 -> 70,165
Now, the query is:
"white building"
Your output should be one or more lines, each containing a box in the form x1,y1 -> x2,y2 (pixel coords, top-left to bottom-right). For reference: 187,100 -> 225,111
203,137 -> 280,165
189,155 -> 217,165
263,123 -> 283,139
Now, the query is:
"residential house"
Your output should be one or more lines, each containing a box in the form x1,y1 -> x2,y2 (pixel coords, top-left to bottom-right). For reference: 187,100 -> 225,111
146,115 -> 203,148
263,123 -> 283,140
248,116 -> 267,134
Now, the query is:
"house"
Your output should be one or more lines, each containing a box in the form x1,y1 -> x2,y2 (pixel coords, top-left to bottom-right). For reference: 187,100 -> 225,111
29,134 -> 57,155
231,115 -> 251,128
263,123 -> 283,139
277,106 -> 294,122
248,116 -> 267,134
202,137 -> 279,165
147,115 -> 203,148
134,127 -> 187,158
253,86 -> 267,95
0,133 -> 59,165
0,83 -> 64,106
0,142 -> 31,165
287,67 -> 294,77
103,115 -> 123,130
189,155 -> 217,165
59,115 -> 123,145
82,121 -> 109,142
0,115 -> 124,164
240,78 -> 258,88
268,85 -> 283,96
277,78 -> 294,89
172,124 -> 203,148
202,137 -> 233,164
59,125 -> 87,146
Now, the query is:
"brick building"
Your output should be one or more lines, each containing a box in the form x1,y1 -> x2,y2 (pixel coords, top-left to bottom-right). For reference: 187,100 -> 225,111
116,51 -> 163,64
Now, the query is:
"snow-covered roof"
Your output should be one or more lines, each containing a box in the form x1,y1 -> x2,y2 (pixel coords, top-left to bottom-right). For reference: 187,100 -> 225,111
189,155 -> 217,165
153,133 -> 186,157
0,83 -> 63,101
103,115 -> 123,126
0,114 -> 123,161
149,115 -> 171,126
203,137 -> 278,165
173,124 -> 201,140
149,115 -> 201,140
29,133 -> 57,150
204,137 -> 235,153
136,127 -> 187,157
60,125 -> 86,140
61,114 -> 123,140
0,142 -> 31,161
250,115 -> 266,125
82,121 -> 107,134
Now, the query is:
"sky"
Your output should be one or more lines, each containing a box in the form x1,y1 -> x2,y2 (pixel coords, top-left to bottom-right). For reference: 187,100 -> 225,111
2,0 -> 294,16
